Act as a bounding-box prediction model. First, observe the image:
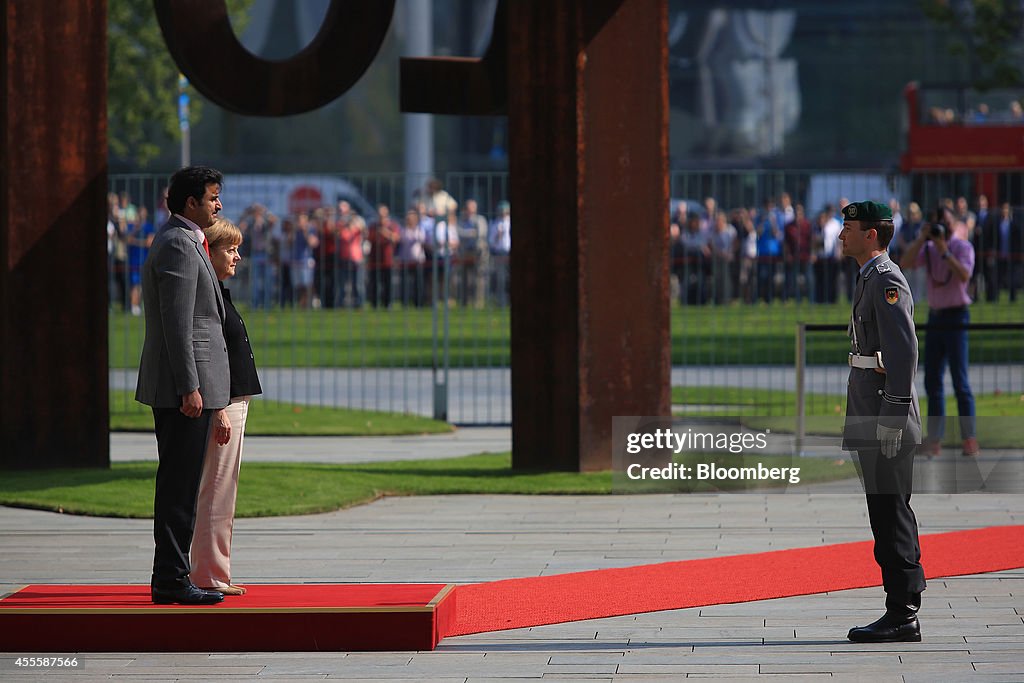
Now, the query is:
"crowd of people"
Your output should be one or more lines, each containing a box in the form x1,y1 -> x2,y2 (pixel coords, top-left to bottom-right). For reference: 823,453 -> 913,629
927,100 -> 1024,126
670,192 -> 1022,307
107,181 -> 512,312
107,191 -> 159,315
108,182 -> 1022,313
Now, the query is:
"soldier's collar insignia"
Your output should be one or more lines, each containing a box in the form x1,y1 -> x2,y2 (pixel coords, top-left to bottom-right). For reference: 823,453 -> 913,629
885,287 -> 899,304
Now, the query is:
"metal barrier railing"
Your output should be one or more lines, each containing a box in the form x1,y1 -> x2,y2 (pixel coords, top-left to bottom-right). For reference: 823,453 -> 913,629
794,322 -> 1024,454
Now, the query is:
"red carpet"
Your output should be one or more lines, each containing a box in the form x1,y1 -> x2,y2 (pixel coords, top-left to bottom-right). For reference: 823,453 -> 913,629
0,584 -> 455,652
447,525 -> 1024,636
2,526 -> 1021,649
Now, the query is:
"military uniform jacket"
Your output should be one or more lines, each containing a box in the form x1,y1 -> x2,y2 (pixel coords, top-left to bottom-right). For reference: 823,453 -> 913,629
135,216 -> 231,411
842,253 -> 922,450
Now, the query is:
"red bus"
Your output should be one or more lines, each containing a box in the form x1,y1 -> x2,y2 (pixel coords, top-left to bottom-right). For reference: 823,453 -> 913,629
901,81 -> 1024,205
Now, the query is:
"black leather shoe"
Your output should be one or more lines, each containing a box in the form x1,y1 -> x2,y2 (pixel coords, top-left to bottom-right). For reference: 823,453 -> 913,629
848,612 -> 921,643
152,585 -> 225,605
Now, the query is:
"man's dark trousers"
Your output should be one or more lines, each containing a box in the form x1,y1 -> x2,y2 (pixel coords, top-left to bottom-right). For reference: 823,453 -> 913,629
151,407 -> 213,590
856,445 -> 926,603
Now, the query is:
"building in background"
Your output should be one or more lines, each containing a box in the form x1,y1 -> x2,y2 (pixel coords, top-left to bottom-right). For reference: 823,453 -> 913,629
111,0 -> 1007,174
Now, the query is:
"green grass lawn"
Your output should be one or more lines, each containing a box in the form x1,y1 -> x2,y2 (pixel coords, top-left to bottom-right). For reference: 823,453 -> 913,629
0,452 -> 857,519
110,306 -> 512,369
109,390 -> 453,435
672,386 -> 1024,447
109,299 -> 1024,368
672,385 -> 1024,414
672,385 -> 833,414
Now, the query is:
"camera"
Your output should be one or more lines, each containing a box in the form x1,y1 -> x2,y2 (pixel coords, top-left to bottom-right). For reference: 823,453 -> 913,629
926,222 -> 947,241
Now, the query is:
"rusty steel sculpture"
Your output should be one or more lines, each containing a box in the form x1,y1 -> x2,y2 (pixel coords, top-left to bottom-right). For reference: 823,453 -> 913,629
1,0 -> 668,471
1,0 -> 109,469
153,0 -> 396,116
400,1 -> 671,471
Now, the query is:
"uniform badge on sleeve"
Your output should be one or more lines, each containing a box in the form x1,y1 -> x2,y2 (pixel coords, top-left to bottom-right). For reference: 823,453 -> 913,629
885,287 -> 899,304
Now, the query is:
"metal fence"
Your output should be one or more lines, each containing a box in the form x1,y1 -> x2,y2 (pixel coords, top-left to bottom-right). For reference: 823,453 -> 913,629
108,169 -> 1024,425
793,322 -> 1024,454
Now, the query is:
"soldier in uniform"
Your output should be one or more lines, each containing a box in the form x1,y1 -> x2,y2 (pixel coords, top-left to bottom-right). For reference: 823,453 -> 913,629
839,200 -> 925,643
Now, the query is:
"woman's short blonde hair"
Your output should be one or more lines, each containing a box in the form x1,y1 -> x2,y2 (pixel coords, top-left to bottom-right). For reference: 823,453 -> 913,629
204,217 -> 243,251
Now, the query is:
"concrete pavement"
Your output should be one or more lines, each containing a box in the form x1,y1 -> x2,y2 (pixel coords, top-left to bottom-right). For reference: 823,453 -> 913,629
2,431 -> 1023,680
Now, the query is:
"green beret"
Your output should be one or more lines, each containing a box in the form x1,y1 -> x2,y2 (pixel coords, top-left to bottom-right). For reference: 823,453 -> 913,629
841,201 -> 892,222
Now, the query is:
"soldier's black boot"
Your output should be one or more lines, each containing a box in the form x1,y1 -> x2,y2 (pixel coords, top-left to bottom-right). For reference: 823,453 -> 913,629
848,593 -> 921,643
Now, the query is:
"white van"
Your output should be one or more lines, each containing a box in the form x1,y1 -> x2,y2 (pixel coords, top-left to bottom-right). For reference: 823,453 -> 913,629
220,174 -> 376,223
805,173 -> 902,216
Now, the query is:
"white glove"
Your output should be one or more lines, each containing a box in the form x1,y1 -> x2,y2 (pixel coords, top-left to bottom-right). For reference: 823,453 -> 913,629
876,424 -> 902,459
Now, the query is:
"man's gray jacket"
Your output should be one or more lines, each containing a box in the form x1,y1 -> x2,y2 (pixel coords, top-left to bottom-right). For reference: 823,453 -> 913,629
842,253 -> 923,450
135,216 -> 230,410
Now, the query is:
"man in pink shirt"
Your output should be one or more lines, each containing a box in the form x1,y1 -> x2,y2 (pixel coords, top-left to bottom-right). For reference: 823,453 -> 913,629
900,205 -> 978,458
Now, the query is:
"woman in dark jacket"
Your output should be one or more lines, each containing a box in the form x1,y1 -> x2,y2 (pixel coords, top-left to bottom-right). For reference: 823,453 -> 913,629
191,218 -> 262,595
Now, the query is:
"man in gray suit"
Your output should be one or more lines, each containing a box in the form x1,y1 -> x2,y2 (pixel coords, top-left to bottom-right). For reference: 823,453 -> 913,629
136,166 -> 231,605
839,200 -> 925,643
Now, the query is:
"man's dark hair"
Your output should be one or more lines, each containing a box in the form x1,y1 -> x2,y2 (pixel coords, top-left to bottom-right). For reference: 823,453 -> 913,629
865,220 -> 895,249
166,166 -> 223,215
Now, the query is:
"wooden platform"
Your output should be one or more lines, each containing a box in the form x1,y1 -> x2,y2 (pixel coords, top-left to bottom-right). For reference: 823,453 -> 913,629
0,583 -> 456,652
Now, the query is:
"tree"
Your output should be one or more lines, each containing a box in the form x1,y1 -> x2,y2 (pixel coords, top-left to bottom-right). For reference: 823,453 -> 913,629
108,0 -> 251,166
921,0 -> 1024,90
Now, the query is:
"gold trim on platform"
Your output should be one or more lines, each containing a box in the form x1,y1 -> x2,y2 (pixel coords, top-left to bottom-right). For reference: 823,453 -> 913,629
0,605 -> 439,615
425,584 -> 456,608
0,584 -> 457,615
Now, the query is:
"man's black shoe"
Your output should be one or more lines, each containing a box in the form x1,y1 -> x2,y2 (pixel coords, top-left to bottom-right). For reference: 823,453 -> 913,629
152,585 -> 225,605
848,612 -> 921,643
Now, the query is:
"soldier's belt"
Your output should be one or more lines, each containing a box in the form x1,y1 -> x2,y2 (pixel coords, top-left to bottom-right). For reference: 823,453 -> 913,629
848,352 -> 885,370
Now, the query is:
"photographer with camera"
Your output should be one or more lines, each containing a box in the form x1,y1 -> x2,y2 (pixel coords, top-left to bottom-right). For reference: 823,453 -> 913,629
900,205 -> 979,458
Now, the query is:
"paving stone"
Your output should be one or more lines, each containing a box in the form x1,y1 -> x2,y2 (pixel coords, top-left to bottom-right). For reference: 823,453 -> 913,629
2,465 -> 1022,681
331,679 -> 462,683
903,676 -> 1024,683
463,679 -> 603,683
973,663 -> 1024,673
615,663 -> 760,675
761,662 -> 977,675
547,654 -> 625,665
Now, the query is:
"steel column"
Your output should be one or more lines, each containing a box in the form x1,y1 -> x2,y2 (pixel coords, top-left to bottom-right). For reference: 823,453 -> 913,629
1,0 -> 109,468
507,0 -> 670,471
